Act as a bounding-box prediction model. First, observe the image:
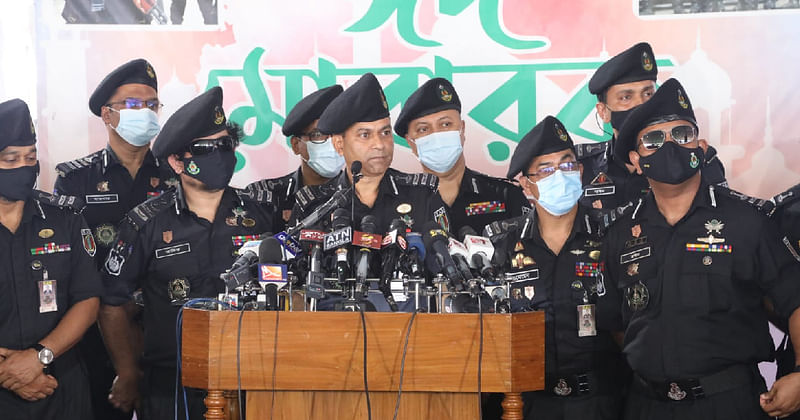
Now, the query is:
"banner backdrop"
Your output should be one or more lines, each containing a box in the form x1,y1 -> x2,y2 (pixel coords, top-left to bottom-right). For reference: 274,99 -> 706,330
33,0 -> 800,197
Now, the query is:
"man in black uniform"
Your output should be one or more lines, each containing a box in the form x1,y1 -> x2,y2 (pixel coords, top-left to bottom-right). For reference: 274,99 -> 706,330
488,115 -> 624,420
62,0 -> 149,24
0,98 -> 102,419
170,0 -> 217,24
604,78 -> 800,419
99,87 -> 274,420
395,77 -> 530,235
246,84 -> 344,233
578,42 -> 726,211
290,73 -> 447,311
54,58 -> 171,420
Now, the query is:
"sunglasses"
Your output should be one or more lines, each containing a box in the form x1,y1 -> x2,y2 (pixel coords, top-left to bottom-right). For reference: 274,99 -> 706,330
524,161 -> 579,179
639,125 -> 697,150
106,97 -> 162,112
186,136 -> 238,156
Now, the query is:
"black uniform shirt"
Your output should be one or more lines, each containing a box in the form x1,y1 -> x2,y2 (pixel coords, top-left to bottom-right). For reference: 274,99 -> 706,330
101,186 -> 273,367
291,168 -> 448,235
447,167 -> 530,235
605,182 -> 800,381
0,192 -> 102,419
54,146 -> 174,268
245,167 -> 303,234
493,206 -> 622,377
576,139 -> 727,211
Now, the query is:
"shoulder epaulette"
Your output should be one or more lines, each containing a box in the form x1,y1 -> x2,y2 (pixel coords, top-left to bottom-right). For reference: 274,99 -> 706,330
235,187 -> 274,205
389,170 -> 439,190
35,190 -> 85,212
587,199 -> 639,232
55,150 -> 103,177
574,142 -> 608,160
771,184 -> 800,216
295,181 -> 339,211
715,185 -> 774,215
126,189 -> 177,231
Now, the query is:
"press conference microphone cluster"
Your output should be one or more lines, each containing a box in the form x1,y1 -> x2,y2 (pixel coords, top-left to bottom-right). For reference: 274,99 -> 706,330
379,219 -> 407,312
421,221 -> 466,292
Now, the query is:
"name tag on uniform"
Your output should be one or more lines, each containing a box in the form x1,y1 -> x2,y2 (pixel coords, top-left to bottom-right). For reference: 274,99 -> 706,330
39,279 -> 57,313
620,246 -> 651,265
584,186 -> 616,197
155,242 -> 191,259
86,194 -> 119,204
506,268 -> 540,283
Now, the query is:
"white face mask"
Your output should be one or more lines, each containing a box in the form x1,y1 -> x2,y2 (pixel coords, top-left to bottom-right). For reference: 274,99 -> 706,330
304,137 -> 345,178
109,108 -> 160,147
414,130 -> 463,173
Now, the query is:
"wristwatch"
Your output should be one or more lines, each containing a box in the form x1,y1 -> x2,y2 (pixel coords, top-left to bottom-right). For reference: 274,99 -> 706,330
31,343 -> 54,373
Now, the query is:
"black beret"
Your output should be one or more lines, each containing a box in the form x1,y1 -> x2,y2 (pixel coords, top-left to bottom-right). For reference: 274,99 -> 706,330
152,87 -> 227,159
0,99 -> 36,151
394,77 -> 461,137
317,73 -> 390,135
282,85 -> 343,137
588,42 -> 657,96
89,59 -> 158,116
507,116 -> 574,179
615,78 -> 697,164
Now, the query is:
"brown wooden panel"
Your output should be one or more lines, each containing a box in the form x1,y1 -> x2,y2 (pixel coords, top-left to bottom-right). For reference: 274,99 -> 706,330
182,310 -> 545,394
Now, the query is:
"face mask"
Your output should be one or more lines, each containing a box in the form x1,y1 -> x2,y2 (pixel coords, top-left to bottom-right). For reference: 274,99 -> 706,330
0,163 -> 39,201
638,141 -> 703,185
534,170 -> 583,216
608,105 -> 637,132
181,149 -> 236,191
110,108 -> 160,147
415,130 -> 463,173
305,138 -> 344,178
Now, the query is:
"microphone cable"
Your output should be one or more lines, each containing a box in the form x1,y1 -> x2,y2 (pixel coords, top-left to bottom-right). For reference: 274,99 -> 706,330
359,305 -> 372,420
392,309 -> 419,420
270,310 -> 280,420
477,294 -> 484,420
236,304 -> 245,420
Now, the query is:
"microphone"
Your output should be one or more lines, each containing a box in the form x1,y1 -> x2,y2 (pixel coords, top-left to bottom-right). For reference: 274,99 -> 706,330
380,218 -> 407,311
285,187 -> 353,238
325,208 -> 352,283
351,160 -> 363,184
421,221 -> 464,291
352,215 -> 382,284
220,250 -> 259,291
257,237 -> 287,311
401,232 -> 425,278
459,226 -> 497,279
447,237 -> 475,282
300,226 -> 326,300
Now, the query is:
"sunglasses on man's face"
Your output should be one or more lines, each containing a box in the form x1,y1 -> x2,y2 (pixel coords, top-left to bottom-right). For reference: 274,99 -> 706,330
639,124 -> 697,150
186,136 -> 238,156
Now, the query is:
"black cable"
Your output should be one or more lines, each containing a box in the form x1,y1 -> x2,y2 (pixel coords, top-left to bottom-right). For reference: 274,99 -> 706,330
392,310 -> 418,420
359,305 -> 372,420
270,310 -> 280,420
477,294 -> 484,419
236,305 -> 245,420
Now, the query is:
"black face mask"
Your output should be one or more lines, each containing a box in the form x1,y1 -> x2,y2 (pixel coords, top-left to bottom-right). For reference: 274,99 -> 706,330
181,149 -> 236,191
638,142 -> 703,185
608,105 -> 638,131
0,163 -> 39,201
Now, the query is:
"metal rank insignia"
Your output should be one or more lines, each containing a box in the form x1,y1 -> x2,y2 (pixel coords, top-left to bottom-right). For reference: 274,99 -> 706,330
553,379 -> 572,396
38,228 -> 54,239
162,230 -> 173,244
667,383 -> 687,401
242,218 -> 256,228
168,277 -> 190,302
625,281 -> 649,311
511,253 -> 535,269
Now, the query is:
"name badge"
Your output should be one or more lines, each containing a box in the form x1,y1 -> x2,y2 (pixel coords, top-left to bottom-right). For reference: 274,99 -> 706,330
506,268 -> 540,283
584,186 -> 616,197
39,278 -> 58,313
620,246 -> 651,265
86,194 -> 119,204
155,242 -> 191,259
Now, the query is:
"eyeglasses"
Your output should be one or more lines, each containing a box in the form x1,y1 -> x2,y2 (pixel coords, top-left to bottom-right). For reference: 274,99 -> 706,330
298,130 -> 328,144
639,125 -> 697,150
106,98 -> 163,112
524,161 -> 579,179
186,136 -> 238,156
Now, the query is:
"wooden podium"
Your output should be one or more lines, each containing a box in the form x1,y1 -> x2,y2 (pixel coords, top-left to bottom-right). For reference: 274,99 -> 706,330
181,309 -> 545,420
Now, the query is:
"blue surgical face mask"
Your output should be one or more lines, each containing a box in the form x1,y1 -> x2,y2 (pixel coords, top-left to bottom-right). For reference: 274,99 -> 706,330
414,130 -> 463,173
305,137 -> 344,178
110,108 -> 160,147
534,170 -> 583,216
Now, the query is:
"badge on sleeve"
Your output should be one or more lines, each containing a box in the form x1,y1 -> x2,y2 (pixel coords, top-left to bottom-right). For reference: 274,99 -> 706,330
105,242 -> 127,276
81,229 -> 97,257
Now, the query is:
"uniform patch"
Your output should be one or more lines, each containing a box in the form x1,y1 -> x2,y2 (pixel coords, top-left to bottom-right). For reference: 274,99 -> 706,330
104,246 -> 126,276
631,224 -> 642,238
97,181 -> 110,192
620,247 -> 651,264
150,177 -> 160,189
162,230 -> 173,244
626,281 -> 649,311
94,223 -> 117,246
232,235 -> 260,247
575,262 -> 604,277
86,194 -> 119,204
30,243 -> 71,255
465,201 -> 506,216
685,243 -> 732,253
434,206 -> 449,231
81,228 -> 96,257
155,243 -> 191,259
169,277 -> 190,301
